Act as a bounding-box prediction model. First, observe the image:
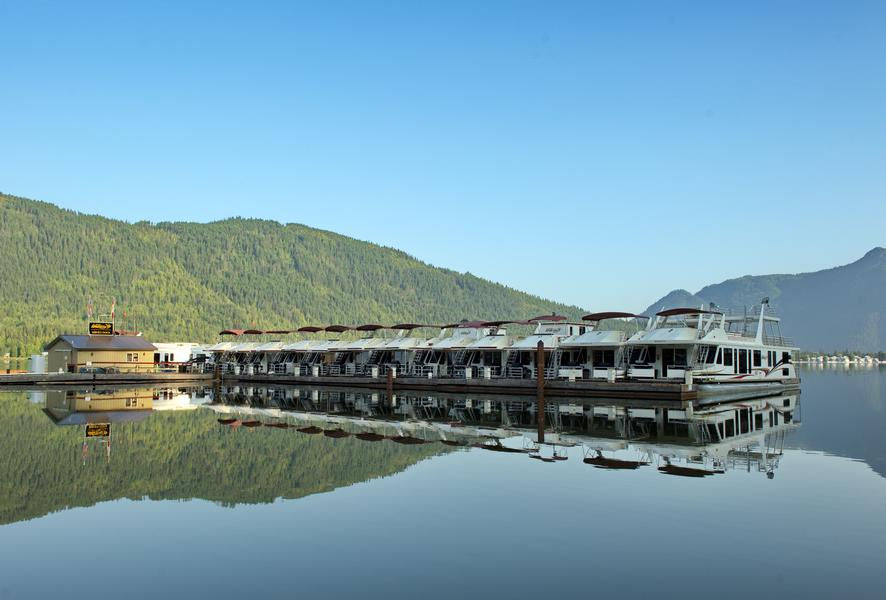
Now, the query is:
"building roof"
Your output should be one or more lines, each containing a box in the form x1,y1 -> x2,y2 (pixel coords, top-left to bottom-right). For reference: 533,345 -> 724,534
45,335 -> 157,352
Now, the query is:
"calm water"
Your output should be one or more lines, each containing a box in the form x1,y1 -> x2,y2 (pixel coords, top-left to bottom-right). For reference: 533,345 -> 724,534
2,368 -> 885,599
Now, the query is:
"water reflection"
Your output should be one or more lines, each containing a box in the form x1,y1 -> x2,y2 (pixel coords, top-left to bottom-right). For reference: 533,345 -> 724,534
206,384 -> 799,478
32,384 -> 801,481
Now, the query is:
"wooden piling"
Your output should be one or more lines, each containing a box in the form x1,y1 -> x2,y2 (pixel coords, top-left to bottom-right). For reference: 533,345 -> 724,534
386,368 -> 394,405
536,340 -> 545,443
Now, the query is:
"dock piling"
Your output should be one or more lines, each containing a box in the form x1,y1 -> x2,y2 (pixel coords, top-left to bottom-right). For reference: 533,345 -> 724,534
536,340 -> 545,443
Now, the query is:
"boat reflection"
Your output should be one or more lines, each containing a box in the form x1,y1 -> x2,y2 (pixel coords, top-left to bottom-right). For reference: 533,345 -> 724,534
208,384 -> 800,479
36,384 -> 798,478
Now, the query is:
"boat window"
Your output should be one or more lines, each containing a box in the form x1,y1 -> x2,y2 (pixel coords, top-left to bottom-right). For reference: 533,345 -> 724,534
673,349 -> 687,366
782,351 -> 792,364
753,350 -> 762,367
754,413 -> 763,430
715,348 -> 722,364
723,348 -> 733,367
593,350 -> 615,367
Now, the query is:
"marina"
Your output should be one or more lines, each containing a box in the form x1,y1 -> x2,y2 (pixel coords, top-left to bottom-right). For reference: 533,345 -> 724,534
1,350 -> 884,600
2,300 -> 801,404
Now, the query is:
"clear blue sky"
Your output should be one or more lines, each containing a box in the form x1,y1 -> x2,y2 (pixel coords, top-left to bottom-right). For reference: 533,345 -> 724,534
1,1 -> 884,312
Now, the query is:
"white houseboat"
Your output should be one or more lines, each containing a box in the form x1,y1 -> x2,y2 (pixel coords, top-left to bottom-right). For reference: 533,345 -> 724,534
559,312 -> 650,379
505,315 -> 589,379
625,300 -> 798,383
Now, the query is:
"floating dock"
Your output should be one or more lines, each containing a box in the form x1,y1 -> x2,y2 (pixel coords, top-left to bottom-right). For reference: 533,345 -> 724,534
0,372 -> 213,387
0,371 -> 800,405
228,373 -> 800,402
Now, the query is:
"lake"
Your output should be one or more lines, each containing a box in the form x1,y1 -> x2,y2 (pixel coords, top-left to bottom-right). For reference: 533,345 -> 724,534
1,367 -> 885,599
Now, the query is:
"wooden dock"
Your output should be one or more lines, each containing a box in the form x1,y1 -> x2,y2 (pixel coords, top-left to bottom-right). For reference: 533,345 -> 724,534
0,372 -> 213,387
230,373 -> 698,400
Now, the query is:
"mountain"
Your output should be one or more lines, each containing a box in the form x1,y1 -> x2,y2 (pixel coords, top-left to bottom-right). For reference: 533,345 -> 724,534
643,248 -> 886,352
0,193 -> 583,355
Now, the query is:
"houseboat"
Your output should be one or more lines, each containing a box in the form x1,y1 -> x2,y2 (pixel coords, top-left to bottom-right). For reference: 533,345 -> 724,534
505,315 -> 589,379
625,300 -> 798,383
559,312 -> 650,379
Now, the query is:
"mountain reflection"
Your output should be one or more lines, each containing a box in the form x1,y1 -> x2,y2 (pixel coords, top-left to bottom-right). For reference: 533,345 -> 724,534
0,384 -> 803,526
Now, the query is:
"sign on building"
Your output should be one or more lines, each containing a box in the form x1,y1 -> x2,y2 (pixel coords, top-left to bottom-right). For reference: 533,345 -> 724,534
89,322 -> 113,336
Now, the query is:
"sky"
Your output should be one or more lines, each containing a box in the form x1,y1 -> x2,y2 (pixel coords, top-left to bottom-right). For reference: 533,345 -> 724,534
1,1 -> 884,312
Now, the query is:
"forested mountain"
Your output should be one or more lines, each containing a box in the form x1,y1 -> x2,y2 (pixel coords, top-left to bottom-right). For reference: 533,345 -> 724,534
0,193 -> 582,355
643,248 -> 886,352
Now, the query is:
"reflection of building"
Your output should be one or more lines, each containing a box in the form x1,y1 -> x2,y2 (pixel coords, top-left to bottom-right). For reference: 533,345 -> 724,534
44,335 -> 157,373
42,389 -> 154,426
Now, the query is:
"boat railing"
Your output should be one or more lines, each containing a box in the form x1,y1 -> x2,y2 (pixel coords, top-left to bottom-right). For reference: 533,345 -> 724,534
763,335 -> 793,347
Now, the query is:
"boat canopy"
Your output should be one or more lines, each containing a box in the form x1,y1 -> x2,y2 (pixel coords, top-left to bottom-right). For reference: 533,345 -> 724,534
324,325 -> 352,333
440,320 -> 487,329
391,323 -> 437,330
297,326 -> 323,333
529,314 -> 567,322
243,329 -> 264,335
219,329 -> 246,336
355,324 -> 386,331
582,312 -> 646,322
656,307 -> 722,317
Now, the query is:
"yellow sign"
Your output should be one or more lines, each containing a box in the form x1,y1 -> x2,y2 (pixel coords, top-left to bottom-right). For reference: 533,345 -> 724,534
89,322 -> 113,335
85,423 -> 110,438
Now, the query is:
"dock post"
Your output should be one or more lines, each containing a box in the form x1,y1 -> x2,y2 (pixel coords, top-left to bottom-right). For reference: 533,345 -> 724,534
386,369 -> 394,405
536,340 -> 545,443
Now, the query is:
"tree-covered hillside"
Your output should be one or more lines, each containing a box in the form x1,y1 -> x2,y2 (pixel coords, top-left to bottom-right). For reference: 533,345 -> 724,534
0,193 -> 583,355
643,248 -> 886,352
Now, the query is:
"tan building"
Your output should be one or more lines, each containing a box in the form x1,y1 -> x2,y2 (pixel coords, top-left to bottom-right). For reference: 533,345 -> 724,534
44,335 -> 157,373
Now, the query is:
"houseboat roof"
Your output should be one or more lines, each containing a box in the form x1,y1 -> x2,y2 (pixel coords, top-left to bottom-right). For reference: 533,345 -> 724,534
230,342 -> 261,352
337,336 -> 389,351
467,333 -> 512,350
45,334 -> 157,352
560,329 -> 627,347
282,339 -> 328,351
380,335 -> 429,350
430,329 -> 487,349
254,341 -> 285,352
206,341 -> 236,352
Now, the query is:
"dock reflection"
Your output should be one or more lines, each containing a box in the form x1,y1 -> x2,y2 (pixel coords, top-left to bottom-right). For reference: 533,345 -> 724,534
207,384 -> 800,478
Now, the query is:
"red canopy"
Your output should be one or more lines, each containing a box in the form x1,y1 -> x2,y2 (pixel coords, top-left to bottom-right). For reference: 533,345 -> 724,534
297,326 -> 323,333
243,329 -> 264,335
582,312 -> 646,322
656,307 -> 722,317
481,320 -> 529,327
440,320 -> 487,329
324,325 -> 352,333
529,314 -> 567,322
390,323 -> 437,330
355,324 -> 386,331
264,329 -> 292,334
219,329 -> 245,336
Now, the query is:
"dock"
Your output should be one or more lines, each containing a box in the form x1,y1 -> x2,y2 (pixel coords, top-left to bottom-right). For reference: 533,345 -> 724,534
0,372 -> 213,387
